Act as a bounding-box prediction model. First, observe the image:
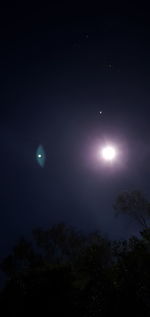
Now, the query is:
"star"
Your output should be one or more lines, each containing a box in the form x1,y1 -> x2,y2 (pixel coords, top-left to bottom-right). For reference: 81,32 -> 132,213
105,63 -> 113,72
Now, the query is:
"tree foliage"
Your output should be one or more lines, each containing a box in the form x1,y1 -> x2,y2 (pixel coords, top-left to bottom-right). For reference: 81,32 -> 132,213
114,190 -> 150,228
0,202 -> 150,316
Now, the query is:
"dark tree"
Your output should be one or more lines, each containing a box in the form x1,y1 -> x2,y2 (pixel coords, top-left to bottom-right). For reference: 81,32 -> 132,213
1,221 -> 150,316
114,190 -> 150,228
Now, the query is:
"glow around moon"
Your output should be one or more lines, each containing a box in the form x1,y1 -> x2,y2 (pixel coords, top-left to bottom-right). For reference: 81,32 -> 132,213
101,145 -> 116,161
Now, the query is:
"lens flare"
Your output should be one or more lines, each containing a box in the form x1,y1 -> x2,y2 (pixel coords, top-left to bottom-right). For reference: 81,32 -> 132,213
36,145 -> 46,167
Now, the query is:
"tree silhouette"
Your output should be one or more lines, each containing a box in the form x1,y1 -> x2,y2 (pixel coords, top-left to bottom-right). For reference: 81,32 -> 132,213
1,219 -> 150,316
114,190 -> 150,228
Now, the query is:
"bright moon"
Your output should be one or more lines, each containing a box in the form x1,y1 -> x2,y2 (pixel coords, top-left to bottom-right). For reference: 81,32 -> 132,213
101,146 -> 116,161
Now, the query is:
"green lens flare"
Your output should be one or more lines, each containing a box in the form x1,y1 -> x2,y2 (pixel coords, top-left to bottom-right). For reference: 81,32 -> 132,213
36,145 -> 46,167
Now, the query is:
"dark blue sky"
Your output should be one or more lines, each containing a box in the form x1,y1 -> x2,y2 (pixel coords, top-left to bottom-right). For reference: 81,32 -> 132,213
1,7 -> 150,259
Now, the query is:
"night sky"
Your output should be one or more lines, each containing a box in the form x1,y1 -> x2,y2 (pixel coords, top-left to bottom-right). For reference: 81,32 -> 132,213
1,7 -> 150,259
